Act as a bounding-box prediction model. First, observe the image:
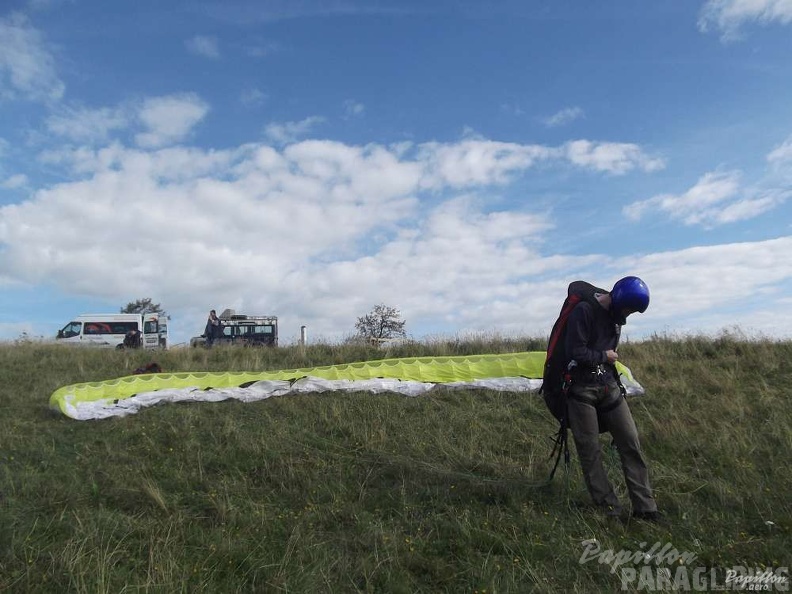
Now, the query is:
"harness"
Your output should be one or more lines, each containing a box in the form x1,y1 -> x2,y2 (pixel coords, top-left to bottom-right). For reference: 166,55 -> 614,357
541,281 -> 626,483
547,361 -> 575,481
547,360 -> 627,482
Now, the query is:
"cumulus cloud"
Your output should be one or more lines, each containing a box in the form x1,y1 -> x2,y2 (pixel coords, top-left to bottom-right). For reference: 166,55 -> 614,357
0,133 -> 674,339
563,140 -> 666,174
134,93 -> 210,148
624,167 -> 789,227
0,12 -> 64,102
418,139 -> 553,188
618,237 -> 792,329
414,138 -> 664,189
543,107 -> 584,128
46,105 -> 129,143
699,0 -> 792,39
27,117 -> 789,346
43,94 -> 211,146
625,170 -> 741,222
264,117 -> 325,144
185,35 -> 220,59
1,174 -> 28,189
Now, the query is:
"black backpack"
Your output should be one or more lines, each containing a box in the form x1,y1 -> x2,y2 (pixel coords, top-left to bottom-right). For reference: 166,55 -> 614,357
540,281 -> 606,479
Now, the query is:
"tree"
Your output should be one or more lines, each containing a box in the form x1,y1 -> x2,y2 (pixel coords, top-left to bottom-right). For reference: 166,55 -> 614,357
355,304 -> 406,342
120,298 -> 166,316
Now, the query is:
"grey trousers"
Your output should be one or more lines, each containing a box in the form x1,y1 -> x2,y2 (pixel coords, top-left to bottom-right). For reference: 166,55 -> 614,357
567,379 -> 657,513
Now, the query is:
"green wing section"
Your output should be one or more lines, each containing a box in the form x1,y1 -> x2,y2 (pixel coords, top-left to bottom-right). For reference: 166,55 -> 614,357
49,351 -> 640,419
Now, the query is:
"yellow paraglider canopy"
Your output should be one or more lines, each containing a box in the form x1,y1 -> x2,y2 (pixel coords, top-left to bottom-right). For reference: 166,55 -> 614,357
49,352 -> 643,420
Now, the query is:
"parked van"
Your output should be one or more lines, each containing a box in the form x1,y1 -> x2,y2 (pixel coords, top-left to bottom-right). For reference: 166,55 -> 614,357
56,313 -> 166,349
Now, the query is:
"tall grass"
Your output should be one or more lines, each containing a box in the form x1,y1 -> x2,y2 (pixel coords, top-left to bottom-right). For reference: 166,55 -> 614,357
1,336 -> 790,592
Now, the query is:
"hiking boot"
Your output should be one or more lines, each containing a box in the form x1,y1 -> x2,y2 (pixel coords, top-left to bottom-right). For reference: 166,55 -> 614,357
632,510 -> 664,523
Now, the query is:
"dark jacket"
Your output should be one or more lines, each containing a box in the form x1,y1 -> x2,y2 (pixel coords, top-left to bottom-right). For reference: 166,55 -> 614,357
564,300 -> 621,371
205,318 -> 221,339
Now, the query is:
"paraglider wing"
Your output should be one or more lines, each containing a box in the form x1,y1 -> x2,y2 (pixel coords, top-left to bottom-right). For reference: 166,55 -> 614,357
49,352 -> 644,420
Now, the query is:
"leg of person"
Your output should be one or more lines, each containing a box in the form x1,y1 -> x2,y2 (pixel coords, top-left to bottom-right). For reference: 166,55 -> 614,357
567,392 -> 622,512
601,398 -> 657,514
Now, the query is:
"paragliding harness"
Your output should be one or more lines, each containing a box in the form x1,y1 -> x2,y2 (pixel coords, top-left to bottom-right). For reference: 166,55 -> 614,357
133,362 -> 162,375
540,281 -> 626,482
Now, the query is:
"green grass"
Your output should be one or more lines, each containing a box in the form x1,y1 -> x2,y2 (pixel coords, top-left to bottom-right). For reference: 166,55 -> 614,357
1,336 -> 790,592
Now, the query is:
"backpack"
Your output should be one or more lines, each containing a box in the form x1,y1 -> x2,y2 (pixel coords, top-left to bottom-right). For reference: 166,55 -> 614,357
540,281 -> 606,418
133,362 -> 162,375
540,281 -> 606,479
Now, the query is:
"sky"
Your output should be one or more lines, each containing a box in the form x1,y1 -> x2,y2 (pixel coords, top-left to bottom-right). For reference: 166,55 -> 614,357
1,0 -> 791,347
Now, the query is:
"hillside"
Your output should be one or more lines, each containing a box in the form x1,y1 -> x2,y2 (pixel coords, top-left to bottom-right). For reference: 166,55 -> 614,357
1,336 -> 790,593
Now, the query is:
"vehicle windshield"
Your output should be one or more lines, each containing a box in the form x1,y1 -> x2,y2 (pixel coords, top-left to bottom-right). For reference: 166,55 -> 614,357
59,322 -> 81,338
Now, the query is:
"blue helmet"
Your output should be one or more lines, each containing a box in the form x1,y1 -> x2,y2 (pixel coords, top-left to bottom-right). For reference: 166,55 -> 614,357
610,276 -> 650,317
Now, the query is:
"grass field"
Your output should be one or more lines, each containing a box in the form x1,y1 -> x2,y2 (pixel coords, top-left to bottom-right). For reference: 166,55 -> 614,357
1,336 -> 790,593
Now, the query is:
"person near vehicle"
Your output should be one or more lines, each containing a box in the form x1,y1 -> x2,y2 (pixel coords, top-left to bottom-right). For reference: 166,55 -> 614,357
122,327 -> 141,348
205,309 -> 221,347
564,276 -> 660,522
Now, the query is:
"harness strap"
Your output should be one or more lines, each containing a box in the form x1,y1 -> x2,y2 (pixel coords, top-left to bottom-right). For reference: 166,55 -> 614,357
547,362 -> 576,481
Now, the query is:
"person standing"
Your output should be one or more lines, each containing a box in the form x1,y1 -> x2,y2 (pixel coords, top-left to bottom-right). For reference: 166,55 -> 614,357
564,276 -> 660,522
205,309 -> 221,347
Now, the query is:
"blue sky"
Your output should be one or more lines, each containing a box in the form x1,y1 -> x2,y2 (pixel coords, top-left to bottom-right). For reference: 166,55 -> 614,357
1,0 -> 791,346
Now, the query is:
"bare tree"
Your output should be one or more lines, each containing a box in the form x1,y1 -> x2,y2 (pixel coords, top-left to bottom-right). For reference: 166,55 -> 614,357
120,298 -> 166,316
355,304 -> 406,342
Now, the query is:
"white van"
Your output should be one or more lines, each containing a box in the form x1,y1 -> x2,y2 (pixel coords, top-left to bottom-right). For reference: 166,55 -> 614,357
56,313 -> 166,349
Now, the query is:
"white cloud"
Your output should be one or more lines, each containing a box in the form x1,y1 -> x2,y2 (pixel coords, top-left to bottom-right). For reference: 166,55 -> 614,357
134,93 -> 210,148
1,174 -> 28,189
417,139 -> 553,188
620,237 -> 792,327
4,133 -> 730,342
414,138 -> 662,187
0,135 -> 666,338
185,35 -> 220,59
711,191 -> 787,224
543,106 -> 584,128
43,95 -> 213,146
264,117 -> 325,144
240,88 -> 267,107
0,12 -> 64,102
46,105 -> 129,142
563,140 -> 666,174
627,170 -> 741,221
624,170 -> 789,227
0,140 -> 426,311
699,0 -> 792,39
344,100 -> 365,117
767,136 -> 792,165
